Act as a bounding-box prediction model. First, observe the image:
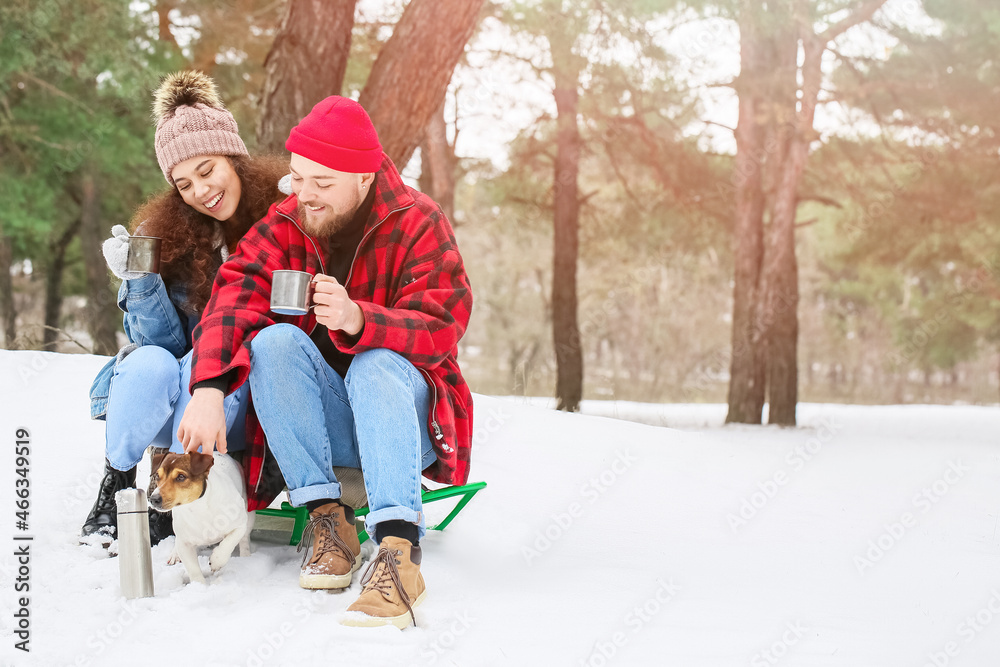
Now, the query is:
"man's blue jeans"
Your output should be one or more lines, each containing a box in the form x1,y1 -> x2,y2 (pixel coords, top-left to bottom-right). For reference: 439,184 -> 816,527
248,324 -> 436,539
105,346 -> 248,471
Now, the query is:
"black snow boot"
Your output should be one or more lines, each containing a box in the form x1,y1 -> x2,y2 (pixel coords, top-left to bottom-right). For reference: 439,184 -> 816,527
147,446 -> 175,545
80,459 -> 136,545
147,507 -> 174,545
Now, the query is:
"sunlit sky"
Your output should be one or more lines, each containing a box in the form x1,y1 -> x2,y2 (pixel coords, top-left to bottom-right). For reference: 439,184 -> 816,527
156,0 -> 943,175
439,0 -> 942,173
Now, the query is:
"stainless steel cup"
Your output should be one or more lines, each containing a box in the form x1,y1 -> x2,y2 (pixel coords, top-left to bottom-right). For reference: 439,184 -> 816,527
116,488 -> 155,600
271,270 -> 314,315
126,236 -> 161,274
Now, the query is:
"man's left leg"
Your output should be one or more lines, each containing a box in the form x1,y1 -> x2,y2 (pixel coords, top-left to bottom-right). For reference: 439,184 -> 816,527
248,324 -> 363,590
341,348 -> 436,628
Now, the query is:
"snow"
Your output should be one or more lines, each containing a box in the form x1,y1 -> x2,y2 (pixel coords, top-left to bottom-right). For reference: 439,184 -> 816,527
1,349 -> 999,666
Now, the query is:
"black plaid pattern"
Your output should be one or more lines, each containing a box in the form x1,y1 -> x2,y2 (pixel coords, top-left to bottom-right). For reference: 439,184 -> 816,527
191,156 -> 474,510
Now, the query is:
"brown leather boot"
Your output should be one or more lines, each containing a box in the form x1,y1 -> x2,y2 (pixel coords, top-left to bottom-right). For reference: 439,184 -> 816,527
342,536 -> 426,629
297,502 -> 361,589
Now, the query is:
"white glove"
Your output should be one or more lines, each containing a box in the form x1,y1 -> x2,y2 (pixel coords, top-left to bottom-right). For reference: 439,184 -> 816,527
278,174 -> 293,196
102,225 -> 145,280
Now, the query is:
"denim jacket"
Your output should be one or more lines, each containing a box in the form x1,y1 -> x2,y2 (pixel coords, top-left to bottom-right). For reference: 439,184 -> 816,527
88,273 -> 200,419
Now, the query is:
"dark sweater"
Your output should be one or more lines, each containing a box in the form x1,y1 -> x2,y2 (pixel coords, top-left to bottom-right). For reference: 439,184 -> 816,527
309,185 -> 375,377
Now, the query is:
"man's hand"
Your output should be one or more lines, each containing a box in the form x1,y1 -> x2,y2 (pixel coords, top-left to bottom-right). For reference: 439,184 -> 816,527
312,273 -> 364,335
177,387 -> 228,455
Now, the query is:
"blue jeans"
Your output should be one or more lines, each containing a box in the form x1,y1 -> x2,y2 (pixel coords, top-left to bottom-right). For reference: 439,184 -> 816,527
105,346 -> 248,471
247,324 -> 435,539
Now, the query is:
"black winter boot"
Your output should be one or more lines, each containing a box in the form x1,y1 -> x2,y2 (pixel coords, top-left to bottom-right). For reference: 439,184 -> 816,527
147,507 -> 174,546
147,446 -> 174,545
80,459 -> 136,545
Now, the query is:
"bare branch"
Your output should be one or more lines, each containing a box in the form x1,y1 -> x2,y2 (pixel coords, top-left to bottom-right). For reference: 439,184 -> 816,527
252,0 -> 284,18
820,0 -> 890,43
26,324 -> 91,352
17,72 -> 95,115
52,216 -> 83,246
702,119 -> 736,133
484,48 -> 548,77
604,142 -> 643,203
798,194 -> 844,209
508,195 -> 550,210
578,189 -> 600,206
706,79 -> 739,89
23,134 -> 73,151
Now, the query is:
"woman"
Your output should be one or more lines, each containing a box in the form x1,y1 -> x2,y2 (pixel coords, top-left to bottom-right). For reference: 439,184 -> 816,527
82,71 -> 288,546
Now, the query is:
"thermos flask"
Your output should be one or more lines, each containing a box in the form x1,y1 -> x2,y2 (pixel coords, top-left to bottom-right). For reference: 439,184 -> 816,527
116,488 -> 154,599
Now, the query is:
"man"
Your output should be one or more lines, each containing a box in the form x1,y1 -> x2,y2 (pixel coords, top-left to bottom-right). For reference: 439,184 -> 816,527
177,96 -> 473,629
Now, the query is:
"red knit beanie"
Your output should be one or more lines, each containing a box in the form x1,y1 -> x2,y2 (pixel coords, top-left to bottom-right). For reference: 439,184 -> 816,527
285,96 -> 383,174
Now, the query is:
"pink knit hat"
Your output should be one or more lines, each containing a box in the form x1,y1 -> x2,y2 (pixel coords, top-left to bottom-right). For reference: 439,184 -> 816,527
152,71 -> 249,184
285,96 -> 383,174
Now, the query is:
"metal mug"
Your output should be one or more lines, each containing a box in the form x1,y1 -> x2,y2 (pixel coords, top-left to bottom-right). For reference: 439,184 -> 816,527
271,270 -> 314,315
126,236 -> 161,274
116,488 -> 155,600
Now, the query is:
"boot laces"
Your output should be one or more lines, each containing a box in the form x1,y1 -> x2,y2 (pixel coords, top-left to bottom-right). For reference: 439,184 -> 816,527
359,546 -> 416,627
97,468 -> 133,508
103,468 -> 132,491
297,511 -> 354,567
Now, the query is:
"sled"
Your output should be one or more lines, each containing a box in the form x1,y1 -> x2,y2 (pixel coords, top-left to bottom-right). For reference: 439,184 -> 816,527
255,481 -> 487,546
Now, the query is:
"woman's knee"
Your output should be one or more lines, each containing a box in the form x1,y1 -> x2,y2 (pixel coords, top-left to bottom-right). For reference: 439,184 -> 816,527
116,345 -> 179,385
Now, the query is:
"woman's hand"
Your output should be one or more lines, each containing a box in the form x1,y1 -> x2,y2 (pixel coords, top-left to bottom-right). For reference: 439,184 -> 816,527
102,225 -> 145,281
177,387 -> 228,455
312,274 -> 364,335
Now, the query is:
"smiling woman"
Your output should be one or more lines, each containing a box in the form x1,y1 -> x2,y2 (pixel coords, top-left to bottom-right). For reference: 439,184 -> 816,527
80,70 -> 289,549
172,155 -> 243,221
134,153 -> 286,316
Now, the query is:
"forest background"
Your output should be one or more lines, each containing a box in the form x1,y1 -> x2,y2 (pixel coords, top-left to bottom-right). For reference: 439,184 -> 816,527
2,0 -> 998,422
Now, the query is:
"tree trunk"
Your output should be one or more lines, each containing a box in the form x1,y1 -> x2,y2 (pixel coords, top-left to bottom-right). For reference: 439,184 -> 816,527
43,218 -> 82,351
0,233 -> 15,349
726,4 -> 768,424
78,172 -> 118,355
190,30 -> 221,75
156,0 -> 177,46
728,0 -> 888,425
418,144 -> 433,194
759,5 -> 842,426
757,10 -> 805,427
256,0 -> 357,153
359,0 -> 484,169
758,185 -> 800,426
550,35 -> 583,412
419,101 -> 456,221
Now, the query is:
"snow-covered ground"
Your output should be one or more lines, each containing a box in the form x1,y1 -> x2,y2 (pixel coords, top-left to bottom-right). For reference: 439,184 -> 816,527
1,349 -> 999,667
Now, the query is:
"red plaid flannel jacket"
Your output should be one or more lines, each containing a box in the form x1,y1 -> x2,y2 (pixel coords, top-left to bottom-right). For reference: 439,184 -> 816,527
190,155 -> 474,510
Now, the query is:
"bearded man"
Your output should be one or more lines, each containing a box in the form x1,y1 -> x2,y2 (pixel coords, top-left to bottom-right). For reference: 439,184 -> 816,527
177,96 -> 473,629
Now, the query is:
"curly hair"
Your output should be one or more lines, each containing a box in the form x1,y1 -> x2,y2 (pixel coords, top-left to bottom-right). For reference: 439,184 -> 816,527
128,154 -> 289,314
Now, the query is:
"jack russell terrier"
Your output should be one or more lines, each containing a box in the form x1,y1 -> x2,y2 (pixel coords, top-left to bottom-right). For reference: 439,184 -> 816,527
149,451 -> 252,584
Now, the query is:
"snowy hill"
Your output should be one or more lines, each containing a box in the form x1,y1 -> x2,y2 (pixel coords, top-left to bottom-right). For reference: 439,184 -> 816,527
1,349 -> 999,666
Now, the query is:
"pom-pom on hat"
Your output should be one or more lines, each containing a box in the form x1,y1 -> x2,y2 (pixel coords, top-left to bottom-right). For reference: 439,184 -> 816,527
285,96 -> 383,174
153,70 -> 249,184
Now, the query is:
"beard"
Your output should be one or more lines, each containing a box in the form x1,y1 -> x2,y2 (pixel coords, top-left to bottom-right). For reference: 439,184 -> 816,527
297,191 -> 362,237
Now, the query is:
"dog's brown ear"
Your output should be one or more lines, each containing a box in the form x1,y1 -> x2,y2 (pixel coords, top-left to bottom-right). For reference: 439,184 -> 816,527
188,451 -> 215,477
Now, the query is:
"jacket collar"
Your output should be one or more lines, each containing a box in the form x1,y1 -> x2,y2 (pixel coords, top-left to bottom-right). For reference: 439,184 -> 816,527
274,154 -> 415,232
